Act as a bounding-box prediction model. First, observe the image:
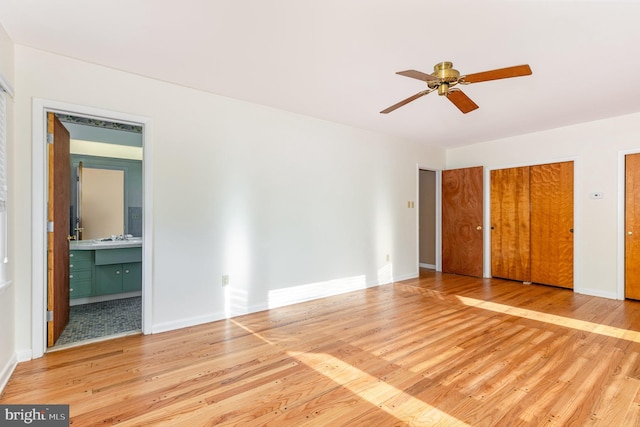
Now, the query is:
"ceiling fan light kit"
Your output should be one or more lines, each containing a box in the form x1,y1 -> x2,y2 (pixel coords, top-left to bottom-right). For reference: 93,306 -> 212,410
381,62 -> 532,114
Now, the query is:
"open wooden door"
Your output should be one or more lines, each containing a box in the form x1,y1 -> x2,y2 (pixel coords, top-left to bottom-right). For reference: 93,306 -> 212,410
47,113 -> 71,347
442,166 -> 484,277
530,161 -> 574,289
626,153 -> 640,299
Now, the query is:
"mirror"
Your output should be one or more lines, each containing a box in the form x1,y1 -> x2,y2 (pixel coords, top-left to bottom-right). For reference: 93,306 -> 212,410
78,166 -> 125,240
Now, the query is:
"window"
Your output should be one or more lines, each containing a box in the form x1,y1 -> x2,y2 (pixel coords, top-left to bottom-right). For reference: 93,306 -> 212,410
0,90 -> 7,287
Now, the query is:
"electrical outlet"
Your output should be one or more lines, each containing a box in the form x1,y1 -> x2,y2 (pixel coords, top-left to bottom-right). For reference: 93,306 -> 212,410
222,275 -> 229,286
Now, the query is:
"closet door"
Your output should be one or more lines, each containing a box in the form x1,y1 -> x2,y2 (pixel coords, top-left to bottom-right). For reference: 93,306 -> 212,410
490,167 -> 531,282
442,166 -> 484,277
625,153 -> 640,299
530,161 -> 574,289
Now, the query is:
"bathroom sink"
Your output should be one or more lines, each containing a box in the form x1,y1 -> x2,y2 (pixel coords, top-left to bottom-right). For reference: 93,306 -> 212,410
70,237 -> 143,250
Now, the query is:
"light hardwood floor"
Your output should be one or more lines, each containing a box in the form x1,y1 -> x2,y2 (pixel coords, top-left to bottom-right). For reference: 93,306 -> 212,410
3,269 -> 640,426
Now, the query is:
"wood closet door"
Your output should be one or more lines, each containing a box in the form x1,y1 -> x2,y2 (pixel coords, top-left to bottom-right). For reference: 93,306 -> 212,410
442,166 -> 484,277
490,167 -> 531,282
530,161 -> 574,289
625,153 -> 640,299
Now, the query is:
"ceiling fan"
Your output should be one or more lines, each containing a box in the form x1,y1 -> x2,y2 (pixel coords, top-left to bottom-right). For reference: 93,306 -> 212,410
380,62 -> 532,114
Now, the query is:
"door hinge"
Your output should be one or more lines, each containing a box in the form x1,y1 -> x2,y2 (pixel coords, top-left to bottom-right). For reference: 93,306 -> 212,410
47,133 -> 54,144
46,310 -> 53,322
47,221 -> 54,232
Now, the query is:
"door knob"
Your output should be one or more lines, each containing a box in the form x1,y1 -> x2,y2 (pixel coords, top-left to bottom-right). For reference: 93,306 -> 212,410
629,231 -> 633,236
476,225 -> 482,231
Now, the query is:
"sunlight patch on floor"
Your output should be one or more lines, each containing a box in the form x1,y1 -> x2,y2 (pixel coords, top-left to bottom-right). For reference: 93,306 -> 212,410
232,318 -> 468,425
288,350 -> 470,426
456,295 -> 640,343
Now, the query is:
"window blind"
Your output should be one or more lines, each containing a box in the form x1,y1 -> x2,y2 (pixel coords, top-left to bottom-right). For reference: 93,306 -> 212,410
0,90 -> 7,272
0,90 -> 6,207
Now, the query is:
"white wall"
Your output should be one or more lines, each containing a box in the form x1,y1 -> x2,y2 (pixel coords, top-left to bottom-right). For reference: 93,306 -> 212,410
0,22 -> 15,390
447,114 -> 640,299
13,46 -> 445,355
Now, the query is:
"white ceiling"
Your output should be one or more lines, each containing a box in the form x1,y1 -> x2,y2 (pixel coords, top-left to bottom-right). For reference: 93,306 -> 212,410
1,0 -> 640,149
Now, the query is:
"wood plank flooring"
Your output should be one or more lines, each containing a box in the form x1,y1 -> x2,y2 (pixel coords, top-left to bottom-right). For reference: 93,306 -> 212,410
3,269 -> 640,426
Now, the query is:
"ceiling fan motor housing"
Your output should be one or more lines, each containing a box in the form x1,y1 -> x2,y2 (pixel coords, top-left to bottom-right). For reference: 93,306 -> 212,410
431,62 -> 460,95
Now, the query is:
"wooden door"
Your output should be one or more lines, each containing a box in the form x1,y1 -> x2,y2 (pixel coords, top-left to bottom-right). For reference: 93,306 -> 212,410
625,153 -> 640,299
47,113 -> 71,347
530,161 -> 574,289
490,167 -> 531,282
442,166 -> 484,277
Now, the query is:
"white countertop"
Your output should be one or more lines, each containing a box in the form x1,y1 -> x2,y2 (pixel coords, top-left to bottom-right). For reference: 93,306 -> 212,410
70,238 -> 143,250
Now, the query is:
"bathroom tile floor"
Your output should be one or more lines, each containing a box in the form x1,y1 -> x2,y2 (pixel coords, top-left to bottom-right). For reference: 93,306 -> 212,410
55,297 -> 141,347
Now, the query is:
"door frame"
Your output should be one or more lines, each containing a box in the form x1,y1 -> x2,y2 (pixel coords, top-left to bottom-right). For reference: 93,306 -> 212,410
31,98 -> 153,358
416,165 -> 442,272
618,149 -> 640,300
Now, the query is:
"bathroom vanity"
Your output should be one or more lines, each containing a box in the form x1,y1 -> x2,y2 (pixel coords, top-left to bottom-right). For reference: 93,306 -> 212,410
69,238 -> 142,301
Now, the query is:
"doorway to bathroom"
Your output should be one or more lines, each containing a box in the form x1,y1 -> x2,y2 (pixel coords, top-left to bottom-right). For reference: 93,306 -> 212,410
55,113 -> 144,348
418,167 -> 441,273
44,108 -> 147,350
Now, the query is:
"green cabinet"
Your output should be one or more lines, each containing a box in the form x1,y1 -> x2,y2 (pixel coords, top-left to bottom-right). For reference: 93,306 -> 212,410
122,262 -> 143,291
95,247 -> 142,295
69,246 -> 142,298
69,250 -> 94,299
95,262 -> 142,295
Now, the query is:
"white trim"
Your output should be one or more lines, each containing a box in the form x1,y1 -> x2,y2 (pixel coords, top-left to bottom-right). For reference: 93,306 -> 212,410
416,165 -> 442,273
435,170 -> 442,272
0,352 -> 17,393
16,349 -> 32,363
483,167 -> 491,278
0,280 -> 11,296
152,311 -> 225,334
31,98 -> 153,359
575,287 -> 618,300
0,72 -> 14,98
419,263 -> 436,270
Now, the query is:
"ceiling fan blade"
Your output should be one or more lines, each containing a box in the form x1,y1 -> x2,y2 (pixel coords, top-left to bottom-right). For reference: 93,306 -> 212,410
446,89 -> 479,114
461,64 -> 532,84
396,70 -> 438,82
380,89 -> 432,114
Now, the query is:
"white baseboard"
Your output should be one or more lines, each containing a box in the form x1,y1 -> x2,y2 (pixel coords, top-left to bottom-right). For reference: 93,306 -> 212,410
0,353 -> 17,394
574,287 -> 618,300
16,349 -> 32,362
150,274 -> 418,334
393,272 -> 420,282
419,263 -> 436,269
151,311 -> 226,334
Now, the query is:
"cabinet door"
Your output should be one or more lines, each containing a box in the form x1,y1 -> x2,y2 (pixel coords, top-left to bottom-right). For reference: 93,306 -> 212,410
530,161 -> 574,288
122,262 -> 142,292
95,264 -> 123,295
490,167 -> 531,282
69,269 -> 93,298
70,279 -> 93,298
